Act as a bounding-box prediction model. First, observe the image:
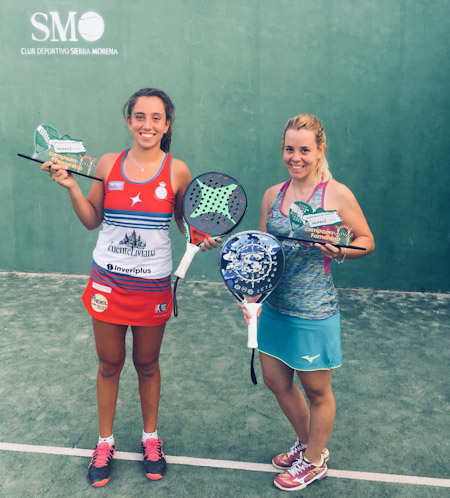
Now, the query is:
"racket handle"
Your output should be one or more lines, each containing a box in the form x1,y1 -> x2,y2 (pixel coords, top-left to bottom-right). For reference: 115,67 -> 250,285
174,242 -> 201,279
244,302 -> 262,348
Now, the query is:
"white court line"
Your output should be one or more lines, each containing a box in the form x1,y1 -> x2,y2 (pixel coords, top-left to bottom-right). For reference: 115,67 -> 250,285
0,442 -> 449,488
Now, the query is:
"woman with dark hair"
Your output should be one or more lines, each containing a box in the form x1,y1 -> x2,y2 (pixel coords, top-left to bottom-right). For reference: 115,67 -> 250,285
42,88 -> 218,487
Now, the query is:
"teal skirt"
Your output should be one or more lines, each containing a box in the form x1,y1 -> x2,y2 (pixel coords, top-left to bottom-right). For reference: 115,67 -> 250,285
258,304 -> 342,371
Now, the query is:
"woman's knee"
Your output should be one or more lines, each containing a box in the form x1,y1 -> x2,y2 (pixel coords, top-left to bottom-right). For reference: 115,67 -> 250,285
302,382 -> 334,405
299,371 -> 333,404
306,389 -> 330,406
133,357 -> 160,379
98,357 -> 124,379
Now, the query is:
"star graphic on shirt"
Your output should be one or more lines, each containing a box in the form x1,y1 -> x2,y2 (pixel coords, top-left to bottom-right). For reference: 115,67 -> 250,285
130,192 -> 143,207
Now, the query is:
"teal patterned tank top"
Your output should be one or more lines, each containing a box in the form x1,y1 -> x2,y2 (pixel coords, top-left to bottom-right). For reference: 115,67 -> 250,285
265,179 -> 339,319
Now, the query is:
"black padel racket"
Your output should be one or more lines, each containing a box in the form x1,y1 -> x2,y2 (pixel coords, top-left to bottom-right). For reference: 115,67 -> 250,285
17,153 -> 102,181
173,172 -> 247,315
174,172 -> 247,277
219,231 -> 285,383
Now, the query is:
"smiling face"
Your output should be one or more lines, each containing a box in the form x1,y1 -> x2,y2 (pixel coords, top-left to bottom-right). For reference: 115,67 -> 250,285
282,128 -> 326,181
126,96 -> 170,150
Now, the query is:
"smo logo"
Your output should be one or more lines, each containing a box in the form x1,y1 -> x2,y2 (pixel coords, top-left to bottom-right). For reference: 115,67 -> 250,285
31,11 -> 105,42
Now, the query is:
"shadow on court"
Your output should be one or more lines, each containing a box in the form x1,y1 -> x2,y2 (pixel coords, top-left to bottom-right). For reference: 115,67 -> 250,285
0,272 -> 448,497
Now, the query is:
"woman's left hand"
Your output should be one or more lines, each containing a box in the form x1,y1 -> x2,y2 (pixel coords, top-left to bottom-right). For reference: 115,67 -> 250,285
200,237 -> 222,251
315,243 -> 345,260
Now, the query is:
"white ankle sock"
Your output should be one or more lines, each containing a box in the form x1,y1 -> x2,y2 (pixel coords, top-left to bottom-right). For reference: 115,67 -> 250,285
98,435 -> 114,446
142,430 -> 158,442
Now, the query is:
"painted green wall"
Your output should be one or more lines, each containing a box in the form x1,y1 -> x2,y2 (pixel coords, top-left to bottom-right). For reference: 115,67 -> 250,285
1,1 -> 448,291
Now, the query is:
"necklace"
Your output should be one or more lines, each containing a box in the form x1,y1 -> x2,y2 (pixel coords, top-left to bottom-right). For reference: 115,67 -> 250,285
291,179 -> 316,203
128,150 -> 161,173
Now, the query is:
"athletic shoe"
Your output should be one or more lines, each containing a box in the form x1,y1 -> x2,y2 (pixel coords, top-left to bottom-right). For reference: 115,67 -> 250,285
142,439 -> 167,480
272,440 -> 330,469
274,454 -> 328,491
87,442 -> 115,487
272,439 -> 307,469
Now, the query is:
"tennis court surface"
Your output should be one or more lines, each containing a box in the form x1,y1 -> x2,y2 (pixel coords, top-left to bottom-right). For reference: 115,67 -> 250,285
0,272 -> 448,497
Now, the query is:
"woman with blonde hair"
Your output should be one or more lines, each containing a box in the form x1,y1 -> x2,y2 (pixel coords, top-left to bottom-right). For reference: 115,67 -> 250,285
242,113 -> 374,491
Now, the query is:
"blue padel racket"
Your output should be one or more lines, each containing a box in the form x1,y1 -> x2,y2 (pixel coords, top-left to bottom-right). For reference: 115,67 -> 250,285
173,172 -> 247,315
219,231 -> 285,383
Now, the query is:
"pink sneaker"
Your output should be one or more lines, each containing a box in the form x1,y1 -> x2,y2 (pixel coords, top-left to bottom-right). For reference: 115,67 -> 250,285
272,440 -> 330,469
272,439 -> 306,469
87,442 -> 115,487
142,439 -> 167,480
274,454 -> 328,491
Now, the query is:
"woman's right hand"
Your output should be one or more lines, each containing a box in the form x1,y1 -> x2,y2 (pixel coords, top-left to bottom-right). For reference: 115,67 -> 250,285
41,158 -> 77,189
237,296 -> 261,326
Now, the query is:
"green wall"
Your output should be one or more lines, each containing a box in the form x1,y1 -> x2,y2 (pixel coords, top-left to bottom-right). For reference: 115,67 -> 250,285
1,0 -> 448,291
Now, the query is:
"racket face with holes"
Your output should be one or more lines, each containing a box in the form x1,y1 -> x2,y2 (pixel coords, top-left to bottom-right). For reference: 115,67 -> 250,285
182,172 -> 247,245
289,201 -> 313,232
34,124 -> 60,156
219,231 -> 285,302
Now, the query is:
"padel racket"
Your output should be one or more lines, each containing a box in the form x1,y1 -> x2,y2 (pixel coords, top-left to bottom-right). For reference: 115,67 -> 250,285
173,172 -> 247,316
17,153 -> 102,181
174,172 -> 247,278
219,231 -> 285,383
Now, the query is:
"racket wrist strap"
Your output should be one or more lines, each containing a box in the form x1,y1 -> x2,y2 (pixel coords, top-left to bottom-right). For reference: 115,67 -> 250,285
250,348 -> 258,385
172,276 -> 180,317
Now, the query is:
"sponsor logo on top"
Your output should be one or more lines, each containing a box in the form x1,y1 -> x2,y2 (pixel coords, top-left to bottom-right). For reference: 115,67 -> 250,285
155,182 -> 168,200
20,11 -> 120,57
